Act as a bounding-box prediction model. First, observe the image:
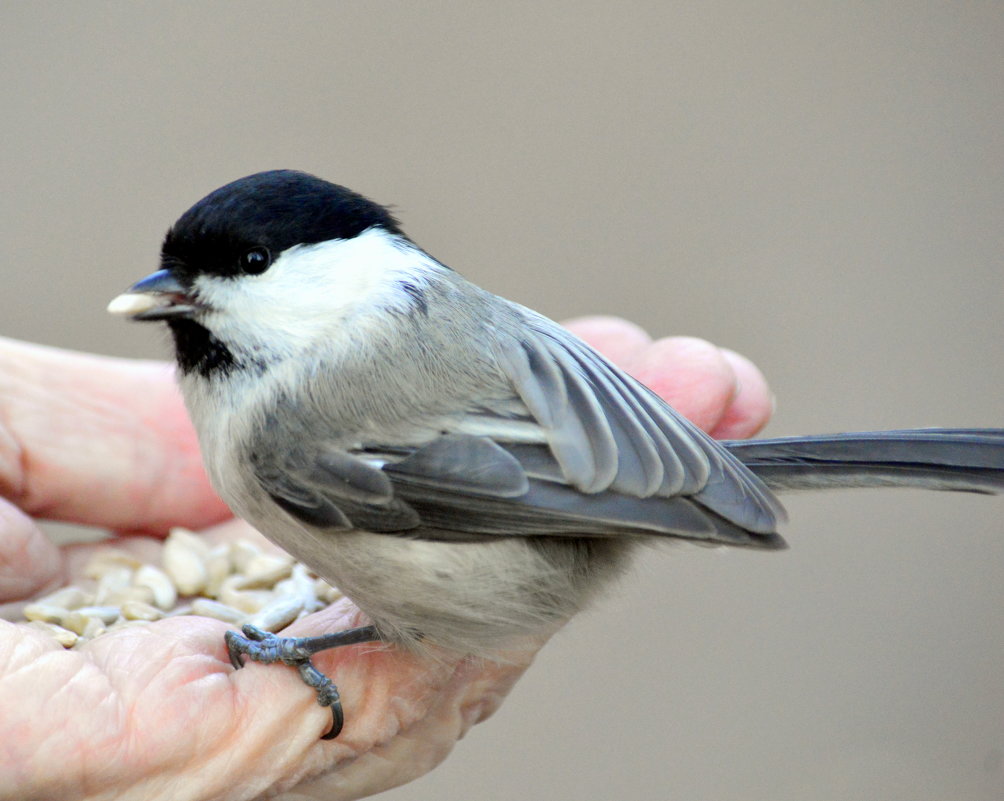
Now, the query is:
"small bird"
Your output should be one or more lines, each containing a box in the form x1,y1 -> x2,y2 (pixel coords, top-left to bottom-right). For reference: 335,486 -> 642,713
109,170 -> 1004,738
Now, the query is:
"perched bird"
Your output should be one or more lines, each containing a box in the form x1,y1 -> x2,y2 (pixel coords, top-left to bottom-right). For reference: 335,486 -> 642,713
109,170 -> 1004,738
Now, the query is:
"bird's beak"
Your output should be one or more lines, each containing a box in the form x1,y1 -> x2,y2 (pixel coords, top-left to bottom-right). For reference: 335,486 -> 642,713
107,269 -> 201,321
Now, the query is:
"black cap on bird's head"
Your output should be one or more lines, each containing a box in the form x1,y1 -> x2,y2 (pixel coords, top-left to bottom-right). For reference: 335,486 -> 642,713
161,170 -> 403,281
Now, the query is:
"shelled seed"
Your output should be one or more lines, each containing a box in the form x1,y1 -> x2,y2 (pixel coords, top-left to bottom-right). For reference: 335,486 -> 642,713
26,621 -> 79,647
163,536 -> 208,595
246,595 -> 304,632
190,598 -> 246,624
23,603 -> 69,625
133,565 -> 177,610
121,600 -> 166,621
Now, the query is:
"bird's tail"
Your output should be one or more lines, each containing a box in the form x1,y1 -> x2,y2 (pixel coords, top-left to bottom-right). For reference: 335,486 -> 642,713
723,429 -> 1004,494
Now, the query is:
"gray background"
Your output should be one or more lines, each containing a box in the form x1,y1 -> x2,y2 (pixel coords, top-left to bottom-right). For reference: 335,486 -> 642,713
3,3 -> 1003,799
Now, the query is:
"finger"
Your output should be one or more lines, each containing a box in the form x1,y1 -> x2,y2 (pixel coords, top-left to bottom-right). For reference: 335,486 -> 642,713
0,501 -> 63,602
709,349 -> 775,439
295,635 -> 537,798
627,336 -> 738,433
562,316 -> 653,369
0,337 -> 230,534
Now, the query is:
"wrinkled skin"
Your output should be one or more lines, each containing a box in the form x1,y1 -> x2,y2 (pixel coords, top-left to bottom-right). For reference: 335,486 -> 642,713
0,317 -> 773,800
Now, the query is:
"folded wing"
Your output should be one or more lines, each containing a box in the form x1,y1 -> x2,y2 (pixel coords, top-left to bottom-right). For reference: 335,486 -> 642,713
251,318 -> 787,549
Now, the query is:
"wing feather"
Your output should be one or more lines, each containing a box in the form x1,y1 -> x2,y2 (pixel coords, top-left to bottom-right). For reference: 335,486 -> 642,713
249,312 -> 785,547
490,317 -> 785,535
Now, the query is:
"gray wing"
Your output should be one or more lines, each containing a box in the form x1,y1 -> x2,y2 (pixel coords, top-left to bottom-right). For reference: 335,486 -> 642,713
251,445 -> 422,532
251,317 -> 786,548
491,319 -> 784,531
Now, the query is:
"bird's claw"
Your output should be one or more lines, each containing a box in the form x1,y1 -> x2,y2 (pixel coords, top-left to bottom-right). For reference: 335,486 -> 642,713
222,624 -> 381,739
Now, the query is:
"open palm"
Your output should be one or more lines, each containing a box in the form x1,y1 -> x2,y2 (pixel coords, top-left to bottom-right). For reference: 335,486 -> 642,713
0,318 -> 772,800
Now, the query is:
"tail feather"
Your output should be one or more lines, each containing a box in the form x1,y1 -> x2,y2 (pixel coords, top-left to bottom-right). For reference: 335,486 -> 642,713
723,429 -> 1004,494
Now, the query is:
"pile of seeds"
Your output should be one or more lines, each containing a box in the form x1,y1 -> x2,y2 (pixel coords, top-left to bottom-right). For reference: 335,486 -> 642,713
18,528 -> 342,648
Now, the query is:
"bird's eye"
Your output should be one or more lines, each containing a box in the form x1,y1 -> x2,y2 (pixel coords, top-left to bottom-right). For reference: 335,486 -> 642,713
239,246 -> 272,275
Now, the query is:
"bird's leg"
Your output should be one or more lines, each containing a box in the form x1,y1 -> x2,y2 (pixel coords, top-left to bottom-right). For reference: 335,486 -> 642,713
225,623 -> 382,739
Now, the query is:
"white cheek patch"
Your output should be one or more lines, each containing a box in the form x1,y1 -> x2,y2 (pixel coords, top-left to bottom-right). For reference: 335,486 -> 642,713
194,227 -> 442,350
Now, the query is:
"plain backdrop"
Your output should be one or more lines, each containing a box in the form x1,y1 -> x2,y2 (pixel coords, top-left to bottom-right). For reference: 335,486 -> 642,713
2,3 -> 1002,800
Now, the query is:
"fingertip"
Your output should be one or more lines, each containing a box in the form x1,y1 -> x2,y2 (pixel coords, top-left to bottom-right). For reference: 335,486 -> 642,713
0,502 -> 63,602
562,316 -> 653,369
628,336 -> 737,433
710,349 -> 775,439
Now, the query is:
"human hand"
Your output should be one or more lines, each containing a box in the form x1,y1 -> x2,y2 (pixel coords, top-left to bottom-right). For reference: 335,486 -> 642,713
0,320 -> 772,800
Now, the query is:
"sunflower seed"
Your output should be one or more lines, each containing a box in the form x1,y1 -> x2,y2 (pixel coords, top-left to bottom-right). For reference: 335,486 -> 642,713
246,595 -> 304,632
75,606 -> 122,625
315,579 -> 343,605
229,540 -> 261,573
93,566 -> 135,605
205,545 -> 232,598
63,611 -> 110,637
190,598 -> 246,624
133,564 -> 177,610
81,616 -> 107,639
26,620 -> 79,647
232,554 -> 293,589
83,549 -> 142,580
121,600 -> 165,621
218,575 -> 274,614
35,586 -> 91,610
23,603 -> 69,625
163,535 -> 208,595
167,527 -> 211,557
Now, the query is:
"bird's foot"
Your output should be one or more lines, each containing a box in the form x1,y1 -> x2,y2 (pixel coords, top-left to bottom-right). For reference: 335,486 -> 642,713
225,623 -> 382,739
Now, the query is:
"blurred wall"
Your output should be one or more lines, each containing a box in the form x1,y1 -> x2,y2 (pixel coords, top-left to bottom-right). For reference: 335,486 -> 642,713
2,3 -> 1002,799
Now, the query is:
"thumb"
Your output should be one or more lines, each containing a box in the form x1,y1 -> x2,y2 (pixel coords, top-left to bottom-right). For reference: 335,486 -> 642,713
0,337 -> 230,534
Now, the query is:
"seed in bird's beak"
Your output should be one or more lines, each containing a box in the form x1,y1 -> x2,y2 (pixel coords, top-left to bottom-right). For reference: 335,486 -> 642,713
107,292 -> 165,316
